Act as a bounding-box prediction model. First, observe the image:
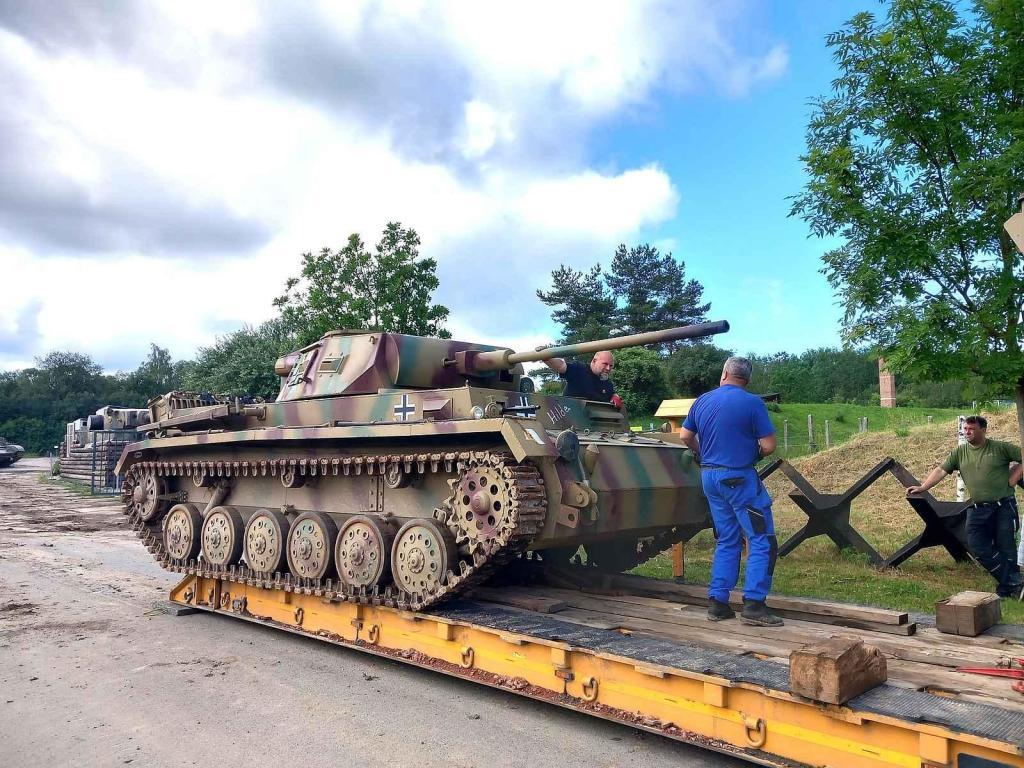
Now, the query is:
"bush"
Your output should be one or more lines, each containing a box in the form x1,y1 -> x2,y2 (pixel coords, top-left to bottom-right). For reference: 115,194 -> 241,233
834,411 -> 846,423
893,427 -> 910,438
767,401 -> 782,413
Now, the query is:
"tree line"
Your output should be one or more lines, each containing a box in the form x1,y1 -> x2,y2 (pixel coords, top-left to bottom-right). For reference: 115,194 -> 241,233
0,224 -> 995,454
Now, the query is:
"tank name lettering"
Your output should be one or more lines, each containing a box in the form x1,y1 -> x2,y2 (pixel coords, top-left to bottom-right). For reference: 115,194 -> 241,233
393,394 -> 416,422
547,402 -> 570,425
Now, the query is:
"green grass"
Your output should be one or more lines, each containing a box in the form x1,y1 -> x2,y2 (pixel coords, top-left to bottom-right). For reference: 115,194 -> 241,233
38,472 -> 98,498
766,403 -> 962,459
635,402 -> 964,459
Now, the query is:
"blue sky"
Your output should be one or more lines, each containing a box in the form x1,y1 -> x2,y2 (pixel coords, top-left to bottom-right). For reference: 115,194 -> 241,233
0,1 -> 885,372
587,0 -> 871,356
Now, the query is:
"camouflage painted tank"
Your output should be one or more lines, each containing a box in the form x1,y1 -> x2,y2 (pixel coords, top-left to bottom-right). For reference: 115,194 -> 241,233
115,321 -> 728,610
0,437 -> 24,467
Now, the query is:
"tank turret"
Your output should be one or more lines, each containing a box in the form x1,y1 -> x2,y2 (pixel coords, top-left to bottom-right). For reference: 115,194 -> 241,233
273,321 -> 730,401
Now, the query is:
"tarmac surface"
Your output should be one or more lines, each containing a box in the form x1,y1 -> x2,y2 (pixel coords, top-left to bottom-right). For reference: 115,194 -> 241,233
0,458 -> 743,768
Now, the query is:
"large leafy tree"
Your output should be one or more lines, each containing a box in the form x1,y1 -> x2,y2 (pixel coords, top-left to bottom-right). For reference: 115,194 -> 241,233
611,347 -> 671,416
275,222 -> 450,346
791,0 -> 1024,438
666,344 -> 732,397
184,319 -> 296,401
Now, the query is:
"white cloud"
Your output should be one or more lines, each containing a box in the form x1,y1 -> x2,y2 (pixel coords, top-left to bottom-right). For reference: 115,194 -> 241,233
0,1 -> 788,371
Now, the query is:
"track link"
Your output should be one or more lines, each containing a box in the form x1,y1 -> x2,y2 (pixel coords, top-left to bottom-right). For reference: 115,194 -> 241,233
120,450 -> 545,611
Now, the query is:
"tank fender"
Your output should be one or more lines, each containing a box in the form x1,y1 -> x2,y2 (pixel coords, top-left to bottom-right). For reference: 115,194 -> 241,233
499,419 -> 557,463
114,440 -> 151,476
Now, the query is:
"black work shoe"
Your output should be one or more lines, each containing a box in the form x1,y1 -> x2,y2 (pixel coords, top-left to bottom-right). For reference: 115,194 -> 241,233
707,599 -> 735,621
740,599 -> 784,627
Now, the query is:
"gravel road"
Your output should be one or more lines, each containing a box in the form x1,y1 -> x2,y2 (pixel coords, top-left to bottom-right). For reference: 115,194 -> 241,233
0,458 -> 742,767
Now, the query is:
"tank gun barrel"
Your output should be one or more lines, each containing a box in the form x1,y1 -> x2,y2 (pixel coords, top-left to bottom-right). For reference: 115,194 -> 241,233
452,320 -> 730,374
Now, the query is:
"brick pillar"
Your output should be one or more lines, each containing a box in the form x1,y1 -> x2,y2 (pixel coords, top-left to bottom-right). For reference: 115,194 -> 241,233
878,358 -> 896,408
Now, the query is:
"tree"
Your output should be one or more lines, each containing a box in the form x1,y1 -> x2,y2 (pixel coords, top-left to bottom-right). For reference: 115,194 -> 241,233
611,347 -> 670,416
791,0 -> 1024,439
121,344 -> 184,400
275,222 -> 450,347
666,344 -> 732,397
606,244 -> 709,348
185,320 -> 296,400
535,264 -> 616,344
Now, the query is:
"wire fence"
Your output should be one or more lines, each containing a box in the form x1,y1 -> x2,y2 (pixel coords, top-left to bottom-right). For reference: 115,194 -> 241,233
775,413 -> 941,460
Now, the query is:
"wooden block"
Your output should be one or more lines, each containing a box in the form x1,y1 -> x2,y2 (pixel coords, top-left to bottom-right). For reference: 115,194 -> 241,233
789,636 -> 887,704
935,591 -> 1001,637
473,587 -> 568,614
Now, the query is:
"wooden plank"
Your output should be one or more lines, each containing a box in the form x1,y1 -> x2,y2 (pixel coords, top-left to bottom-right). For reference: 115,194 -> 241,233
472,587 -> 568,614
609,575 -> 909,625
530,587 -> 1012,670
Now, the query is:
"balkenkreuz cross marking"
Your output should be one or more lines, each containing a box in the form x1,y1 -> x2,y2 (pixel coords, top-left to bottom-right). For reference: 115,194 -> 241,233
393,394 -> 416,422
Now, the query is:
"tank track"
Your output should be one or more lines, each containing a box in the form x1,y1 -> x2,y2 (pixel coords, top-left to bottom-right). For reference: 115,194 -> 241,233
120,450 -> 545,611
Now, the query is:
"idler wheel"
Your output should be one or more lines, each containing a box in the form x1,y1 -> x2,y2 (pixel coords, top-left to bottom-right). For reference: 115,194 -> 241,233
130,470 -> 169,522
244,508 -> 290,576
335,515 -> 395,588
391,518 -> 456,599
163,503 -> 202,563
286,511 -> 338,580
452,464 -> 512,544
201,505 -> 244,566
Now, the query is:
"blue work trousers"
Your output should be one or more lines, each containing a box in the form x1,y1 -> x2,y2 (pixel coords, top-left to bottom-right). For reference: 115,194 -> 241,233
701,467 -> 778,603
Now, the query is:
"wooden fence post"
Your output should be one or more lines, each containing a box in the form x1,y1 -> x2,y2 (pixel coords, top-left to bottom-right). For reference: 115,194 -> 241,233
783,419 -> 789,453
671,542 -> 685,580
808,414 -> 817,451
825,420 -> 831,449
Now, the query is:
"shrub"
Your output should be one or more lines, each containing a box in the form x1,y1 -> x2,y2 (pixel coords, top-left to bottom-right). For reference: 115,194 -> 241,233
834,411 -> 846,423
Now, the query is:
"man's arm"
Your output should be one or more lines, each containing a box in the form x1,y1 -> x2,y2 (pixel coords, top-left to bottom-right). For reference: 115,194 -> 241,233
758,434 -> 777,458
1010,462 -> 1023,488
543,358 -> 567,375
679,427 -> 699,453
907,467 -> 949,495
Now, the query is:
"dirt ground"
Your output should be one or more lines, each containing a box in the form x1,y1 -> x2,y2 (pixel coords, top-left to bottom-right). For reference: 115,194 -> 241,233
0,459 -> 741,768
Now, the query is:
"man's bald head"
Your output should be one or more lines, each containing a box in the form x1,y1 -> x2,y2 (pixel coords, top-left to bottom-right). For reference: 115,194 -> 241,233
590,351 -> 614,380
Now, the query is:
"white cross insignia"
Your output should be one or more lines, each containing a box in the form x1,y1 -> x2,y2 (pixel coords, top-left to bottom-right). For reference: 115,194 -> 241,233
393,394 -> 416,422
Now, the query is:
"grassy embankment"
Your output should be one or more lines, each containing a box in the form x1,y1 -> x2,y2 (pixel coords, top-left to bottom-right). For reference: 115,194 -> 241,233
634,406 -> 1024,623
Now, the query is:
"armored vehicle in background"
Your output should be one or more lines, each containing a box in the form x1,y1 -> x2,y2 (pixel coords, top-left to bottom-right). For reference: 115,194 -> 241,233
116,321 -> 728,610
0,437 -> 24,467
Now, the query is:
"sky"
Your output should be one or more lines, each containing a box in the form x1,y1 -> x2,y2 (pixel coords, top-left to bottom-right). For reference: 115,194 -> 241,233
0,0 -> 878,373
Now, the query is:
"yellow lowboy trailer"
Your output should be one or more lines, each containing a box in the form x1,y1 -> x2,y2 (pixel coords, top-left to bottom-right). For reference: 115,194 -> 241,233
168,570 -> 1024,768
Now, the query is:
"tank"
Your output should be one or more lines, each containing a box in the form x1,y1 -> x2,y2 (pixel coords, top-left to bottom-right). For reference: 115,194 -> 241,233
0,437 -> 24,467
115,320 -> 729,610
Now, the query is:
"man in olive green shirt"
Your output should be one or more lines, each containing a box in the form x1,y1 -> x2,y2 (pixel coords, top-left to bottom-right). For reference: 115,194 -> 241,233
908,415 -> 1023,598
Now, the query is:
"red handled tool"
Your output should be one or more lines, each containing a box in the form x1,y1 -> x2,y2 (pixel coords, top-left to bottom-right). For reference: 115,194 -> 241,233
956,658 -> 1024,694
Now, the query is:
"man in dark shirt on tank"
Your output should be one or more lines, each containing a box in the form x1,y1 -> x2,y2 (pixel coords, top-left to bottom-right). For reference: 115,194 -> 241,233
543,351 -> 624,409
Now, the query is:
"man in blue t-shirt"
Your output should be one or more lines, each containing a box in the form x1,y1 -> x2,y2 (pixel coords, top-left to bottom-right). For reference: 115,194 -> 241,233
680,356 -> 782,627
